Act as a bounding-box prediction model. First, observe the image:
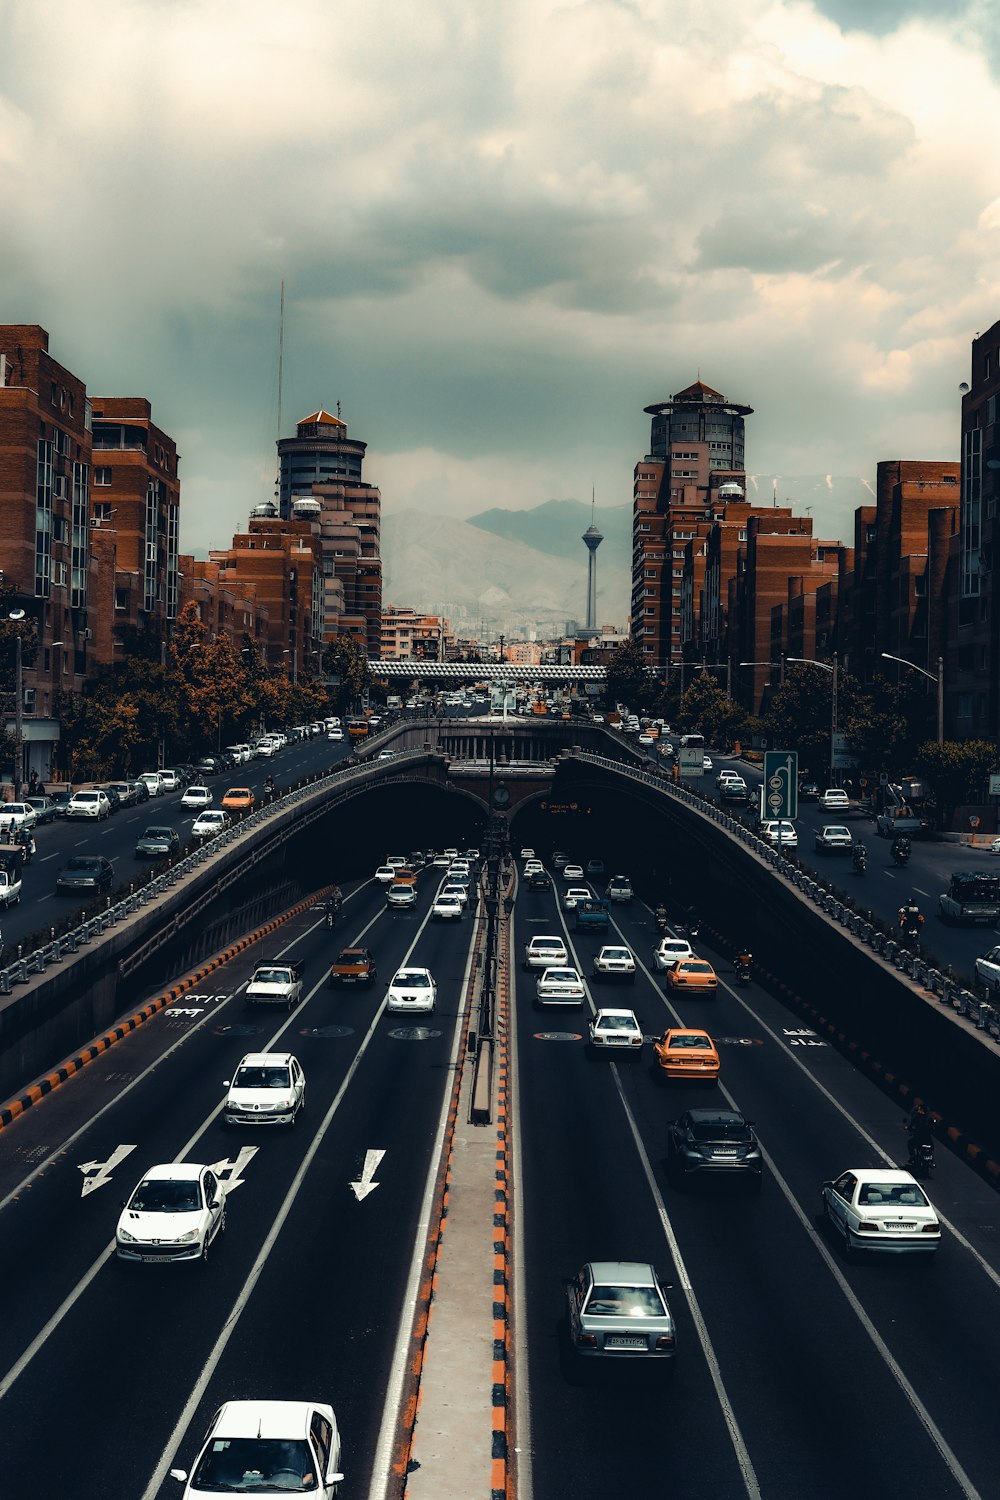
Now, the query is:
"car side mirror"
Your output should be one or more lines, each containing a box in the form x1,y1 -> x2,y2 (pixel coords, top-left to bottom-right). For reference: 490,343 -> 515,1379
327,1474 -> 344,1487
208,1198 -> 220,1211
120,1200 -> 127,1208
222,1081 -> 231,1089
821,1180 -> 832,1190
169,1470 -> 188,1482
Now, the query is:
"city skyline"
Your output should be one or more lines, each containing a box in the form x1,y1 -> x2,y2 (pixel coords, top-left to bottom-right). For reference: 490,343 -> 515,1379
3,1 -> 1000,558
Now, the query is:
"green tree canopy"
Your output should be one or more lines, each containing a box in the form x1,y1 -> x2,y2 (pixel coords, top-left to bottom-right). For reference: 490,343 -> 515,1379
606,639 -> 655,713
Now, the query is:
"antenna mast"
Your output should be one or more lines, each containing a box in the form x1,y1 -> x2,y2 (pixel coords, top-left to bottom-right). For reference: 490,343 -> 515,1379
276,280 -> 285,444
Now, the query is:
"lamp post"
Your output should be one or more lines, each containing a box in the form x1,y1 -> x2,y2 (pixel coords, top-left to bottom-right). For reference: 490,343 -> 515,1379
8,610 -> 25,801
881,651 -> 944,745
787,655 -> 838,785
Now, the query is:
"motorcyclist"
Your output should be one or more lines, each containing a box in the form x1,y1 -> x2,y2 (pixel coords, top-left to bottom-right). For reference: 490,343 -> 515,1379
655,902 -> 669,930
735,947 -> 752,980
263,774 -> 276,801
891,835 -> 911,864
15,827 -> 35,860
686,905 -> 701,937
898,897 -> 923,934
852,840 -> 868,870
907,1101 -> 934,1147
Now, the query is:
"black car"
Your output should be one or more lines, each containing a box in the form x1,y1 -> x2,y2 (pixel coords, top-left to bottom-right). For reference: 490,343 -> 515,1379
134,826 -> 181,858
98,785 -> 122,813
195,756 -> 221,776
799,782 -> 820,801
55,855 -> 116,895
527,869 -> 552,890
666,1109 -> 762,1189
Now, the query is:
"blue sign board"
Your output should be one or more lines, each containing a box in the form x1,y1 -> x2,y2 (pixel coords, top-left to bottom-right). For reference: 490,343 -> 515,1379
763,750 -> 798,821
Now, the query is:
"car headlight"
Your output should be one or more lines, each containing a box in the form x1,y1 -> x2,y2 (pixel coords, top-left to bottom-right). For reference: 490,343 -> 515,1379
118,1228 -> 136,1243
176,1229 -> 200,1243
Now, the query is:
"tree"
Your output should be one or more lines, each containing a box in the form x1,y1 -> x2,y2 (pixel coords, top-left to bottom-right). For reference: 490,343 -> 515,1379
322,634 -> 371,714
761,663 -> 855,775
913,740 -> 997,826
678,672 -> 749,746
605,639 -> 655,713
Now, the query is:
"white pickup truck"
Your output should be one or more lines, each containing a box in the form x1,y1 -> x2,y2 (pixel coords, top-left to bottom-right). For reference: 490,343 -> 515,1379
0,865 -> 22,907
245,962 -> 303,1010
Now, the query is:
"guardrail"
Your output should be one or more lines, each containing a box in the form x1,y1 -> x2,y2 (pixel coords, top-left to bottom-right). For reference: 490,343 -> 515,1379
572,750 -> 1000,1041
0,746 -> 430,997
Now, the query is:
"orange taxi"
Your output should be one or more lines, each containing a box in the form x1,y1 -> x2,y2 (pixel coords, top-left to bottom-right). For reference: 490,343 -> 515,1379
221,787 -> 255,813
392,867 -> 418,887
652,1028 -> 720,1083
666,958 -> 718,995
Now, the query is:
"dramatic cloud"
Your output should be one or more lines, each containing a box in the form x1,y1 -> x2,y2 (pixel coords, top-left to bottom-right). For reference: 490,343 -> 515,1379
2,0 -> 1000,608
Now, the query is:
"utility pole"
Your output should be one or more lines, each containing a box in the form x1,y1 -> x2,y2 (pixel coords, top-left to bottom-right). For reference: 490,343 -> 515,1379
13,631 -> 22,802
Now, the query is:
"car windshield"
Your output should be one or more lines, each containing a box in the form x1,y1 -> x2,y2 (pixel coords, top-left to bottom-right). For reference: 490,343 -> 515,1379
668,1034 -> 711,1049
74,793 -> 98,803
253,969 -> 290,984
64,858 -> 100,872
858,1180 -> 929,1206
544,969 -> 577,983
130,1178 -> 200,1212
191,1436 -> 317,1492
336,951 -> 365,965
143,828 -> 172,839
598,1014 -> 637,1030
602,950 -> 630,961
586,1284 -> 664,1318
396,971 -> 430,986
233,1066 -> 291,1090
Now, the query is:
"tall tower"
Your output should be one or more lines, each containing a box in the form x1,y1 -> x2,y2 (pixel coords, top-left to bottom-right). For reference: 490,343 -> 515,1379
582,494 -> 604,631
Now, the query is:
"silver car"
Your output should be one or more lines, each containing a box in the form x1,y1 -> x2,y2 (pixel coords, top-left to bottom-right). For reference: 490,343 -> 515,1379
566,1261 -> 676,1364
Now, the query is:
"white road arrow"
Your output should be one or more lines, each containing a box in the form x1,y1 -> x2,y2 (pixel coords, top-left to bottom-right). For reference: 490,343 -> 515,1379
350,1149 -> 385,1201
78,1144 -> 137,1198
207,1146 -> 259,1194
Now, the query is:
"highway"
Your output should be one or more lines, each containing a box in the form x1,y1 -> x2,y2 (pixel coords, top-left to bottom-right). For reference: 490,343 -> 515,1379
510,867 -> 1000,1500
0,866 -> 476,1497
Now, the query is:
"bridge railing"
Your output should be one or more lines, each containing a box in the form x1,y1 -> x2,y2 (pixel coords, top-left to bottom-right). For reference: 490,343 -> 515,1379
572,749 -> 1000,1040
0,747 -> 430,997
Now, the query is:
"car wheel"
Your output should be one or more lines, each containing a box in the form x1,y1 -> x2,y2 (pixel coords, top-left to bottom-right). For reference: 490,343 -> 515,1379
842,1224 -> 855,1260
200,1237 -> 211,1267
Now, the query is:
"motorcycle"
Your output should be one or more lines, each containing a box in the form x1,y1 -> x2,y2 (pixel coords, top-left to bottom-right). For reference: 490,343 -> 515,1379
904,1125 -> 935,1178
686,918 -> 701,940
735,958 -> 752,986
891,839 -> 911,868
852,845 -> 867,876
655,907 -> 670,933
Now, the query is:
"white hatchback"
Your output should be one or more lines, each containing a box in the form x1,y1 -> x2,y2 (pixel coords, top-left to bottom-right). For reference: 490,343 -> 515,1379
180,785 -> 212,811
170,1400 -> 344,1497
192,810 -> 231,840
66,789 -> 111,820
115,1162 -> 225,1265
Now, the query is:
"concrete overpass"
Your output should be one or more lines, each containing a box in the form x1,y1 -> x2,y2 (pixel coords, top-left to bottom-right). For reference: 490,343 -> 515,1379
374,661 -> 606,682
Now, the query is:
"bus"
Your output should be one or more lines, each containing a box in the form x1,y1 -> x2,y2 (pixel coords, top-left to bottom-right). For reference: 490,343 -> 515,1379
347,718 -> 370,740
677,733 -> 705,779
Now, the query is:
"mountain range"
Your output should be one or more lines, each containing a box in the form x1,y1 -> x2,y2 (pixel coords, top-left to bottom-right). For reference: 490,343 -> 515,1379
382,478 -> 874,638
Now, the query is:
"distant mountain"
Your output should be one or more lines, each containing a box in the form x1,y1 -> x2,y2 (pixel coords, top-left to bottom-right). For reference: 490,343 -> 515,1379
381,509 -> 630,637
468,498 -> 631,572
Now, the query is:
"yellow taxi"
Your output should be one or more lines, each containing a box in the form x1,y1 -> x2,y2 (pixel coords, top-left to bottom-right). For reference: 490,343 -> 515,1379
221,787 -> 256,813
392,867 -> 418,887
652,1028 -> 720,1083
666,958 -> 718,995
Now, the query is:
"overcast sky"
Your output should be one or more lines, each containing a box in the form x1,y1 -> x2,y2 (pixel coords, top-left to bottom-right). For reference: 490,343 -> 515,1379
3,0 -> 1000,555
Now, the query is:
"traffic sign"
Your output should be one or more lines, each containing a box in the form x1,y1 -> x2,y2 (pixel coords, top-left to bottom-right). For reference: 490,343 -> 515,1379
763,750 -> 798,821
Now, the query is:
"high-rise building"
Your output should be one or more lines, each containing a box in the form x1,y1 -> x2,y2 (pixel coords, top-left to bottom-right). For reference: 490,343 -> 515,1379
90,396 -> 180,662
582,510 -> 603,630
277,410 -> 383,657
631,379 -> 752,663
954,322 -> 1000,738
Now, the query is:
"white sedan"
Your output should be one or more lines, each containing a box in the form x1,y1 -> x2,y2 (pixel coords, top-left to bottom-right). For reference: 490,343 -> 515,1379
374,864 -> 397,884
432,891 -> 464,920
0,801 -> 38,829
180,785 -> 212,811
561,885 -> 593,912
223,1052 -> 305,1128
170,1400 -> 344,1497
654,937 -> 694,972
821,1168 -> 942,1257
536,966 -> 587,1007
562,863 -> 585,881
328,727 -> 344,741
819,788 -> 850,811
386,967 -> 437,1012
592,945 -> 637,982
192,809 -> 231,840
115,1162 -> 226,1265
588,1008 -> 644,1055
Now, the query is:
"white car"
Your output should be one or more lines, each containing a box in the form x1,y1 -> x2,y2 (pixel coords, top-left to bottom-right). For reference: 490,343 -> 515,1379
814,824 -> 853,852
654,937 -> 694,972
592,945 -> 637,982
386,967 -> 437,1012
66,789 -> 111,820
562,863 -> 585,881
523,859 -> 544,876
328,727 -> 344,741
255,739 -> 276,758
180,785 -> 213,811
158,768 -> 181,792
432,891 -> 464,920
975,944 -> 1000,992
760,819 -> 798,850
821,1168 -> 942,1257
0,801 -> 38,829
448,861 -> 472,879
638,732 -> 655,747
716,770 -> 741,788
702,755 -> 713,771
819,788 -> 850,811
439,881 -> 469,907
561,885 -> 593,912
386,882 -> 417,908
223,1052 -> 305,1128
192,809 -> 231,840
170,1400 -> 344,1497
115,1162 -> 226,1265
523,935 -> 568,971
588,1008 -> 644,1055
374,863 -> 397,884
519,847 -> 535,860
137,771 -> 164,796
536,966 -> 587,1007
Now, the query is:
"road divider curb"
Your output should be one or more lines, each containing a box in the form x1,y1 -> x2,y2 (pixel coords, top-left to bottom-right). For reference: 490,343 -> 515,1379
705,922 -> 1000,1187
491,924 -> 511,1500
0,887 -> 334,1134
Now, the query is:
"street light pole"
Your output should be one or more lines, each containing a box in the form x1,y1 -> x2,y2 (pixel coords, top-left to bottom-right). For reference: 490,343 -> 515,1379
880,651 -> 944,745
8,610 -> 25,801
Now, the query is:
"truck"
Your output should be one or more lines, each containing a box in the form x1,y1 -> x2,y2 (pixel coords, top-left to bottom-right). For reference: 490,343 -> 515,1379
0,862 -> 22,907
245,961 -> 304,1010
939,873 -> 1000,926
574,898 -> 611,933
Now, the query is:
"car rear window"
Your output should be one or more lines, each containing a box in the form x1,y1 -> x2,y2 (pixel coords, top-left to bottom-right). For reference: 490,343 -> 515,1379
586,1284 -> 664,1317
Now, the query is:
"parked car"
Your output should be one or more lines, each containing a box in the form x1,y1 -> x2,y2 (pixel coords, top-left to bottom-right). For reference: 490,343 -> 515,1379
137,771 -> 164,797
48,789 -> 73,817
105,781 -> 138,808
56,854 -> 115,895
168,1400 -> 344,1496
157,768 -> 182,793
135,826 -> 181,858
25,794 -> 57,823
65,790 -> 111,821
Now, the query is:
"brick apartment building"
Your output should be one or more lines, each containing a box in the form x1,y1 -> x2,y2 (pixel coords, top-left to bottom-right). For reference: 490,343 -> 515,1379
381,607 -> 454,660
954,319 -> 1000,739
208,517 -> 324,677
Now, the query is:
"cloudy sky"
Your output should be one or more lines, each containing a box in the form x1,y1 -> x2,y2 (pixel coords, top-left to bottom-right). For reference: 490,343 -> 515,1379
3,0 -> 1000,555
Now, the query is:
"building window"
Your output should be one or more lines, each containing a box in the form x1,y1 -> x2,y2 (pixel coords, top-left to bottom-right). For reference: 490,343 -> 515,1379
94,466 -> 112,486
71,462 -> 89,607
35,438 -> 53,598
93,502 -> 113,524
166,502 -> 179,620
961,424 -> 983,597
115,588 -> 128,611
914,575 -> 927,596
